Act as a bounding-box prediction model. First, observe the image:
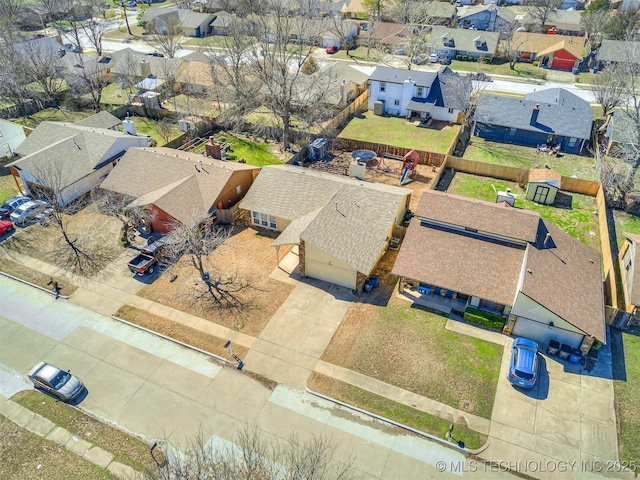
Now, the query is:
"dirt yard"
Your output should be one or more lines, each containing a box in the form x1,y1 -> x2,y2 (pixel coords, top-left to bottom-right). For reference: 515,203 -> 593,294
309,150 -> 439,211
136,224 -> 295,337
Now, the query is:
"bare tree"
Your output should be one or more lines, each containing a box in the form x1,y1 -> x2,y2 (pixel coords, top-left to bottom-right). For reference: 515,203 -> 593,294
156,118 -> 175,145
604,11 -> 640,41
18,41 -> 67,105
92,188 -> 153,245
580,9 -> 610,49
152,30 -> 183,58
384,3 -> 433,69
363,0 -> 385,20
163,216 -> 253,311
502,28 -> 528,70
444,69 -> 482,135
525,0 -> 561,32
0,0 -> 25,25
64,53 -> 108,110
82,19 -> 106,55
591,69 -> 625,116
148,424 -> 359,480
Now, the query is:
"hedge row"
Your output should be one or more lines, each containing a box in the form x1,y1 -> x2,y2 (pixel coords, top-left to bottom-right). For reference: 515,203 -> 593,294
463,307 -> 506,331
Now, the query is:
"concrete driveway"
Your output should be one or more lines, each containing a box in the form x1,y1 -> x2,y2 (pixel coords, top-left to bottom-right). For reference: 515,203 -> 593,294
481,337 -> 620,479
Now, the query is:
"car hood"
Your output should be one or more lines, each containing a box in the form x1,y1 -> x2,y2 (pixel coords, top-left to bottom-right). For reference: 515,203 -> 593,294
57,376 -> 84,399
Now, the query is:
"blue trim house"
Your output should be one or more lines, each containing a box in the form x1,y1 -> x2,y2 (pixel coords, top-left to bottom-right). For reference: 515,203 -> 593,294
473,88 -> 593,153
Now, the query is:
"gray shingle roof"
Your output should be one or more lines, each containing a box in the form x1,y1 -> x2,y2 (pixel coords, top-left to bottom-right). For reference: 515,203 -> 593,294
475,90 -> 593,140
75,111 -> 121,130
101,147 -> 258,225
240,165 -> 410,274
429,26 -> 500,56
369,66 -> 439,87
597,39 -> 640,64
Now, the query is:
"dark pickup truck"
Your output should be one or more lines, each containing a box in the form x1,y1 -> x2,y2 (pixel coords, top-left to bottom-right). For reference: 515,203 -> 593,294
127,236 -> 173,275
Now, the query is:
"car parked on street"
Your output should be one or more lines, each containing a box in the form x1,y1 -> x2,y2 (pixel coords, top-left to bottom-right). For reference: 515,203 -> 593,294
508,337 -> 540,389
0,196 -> 31,217
326,45 -> 338,54
9,200 -> 51,225
28,362 -> 85,402
0,220 -> 14,236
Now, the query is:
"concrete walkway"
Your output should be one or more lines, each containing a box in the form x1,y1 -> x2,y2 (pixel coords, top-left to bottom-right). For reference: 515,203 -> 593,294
0,396 -> 143,480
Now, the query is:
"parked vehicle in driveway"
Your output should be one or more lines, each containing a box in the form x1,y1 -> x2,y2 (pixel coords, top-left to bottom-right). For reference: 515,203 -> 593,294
508,337 -> 540,389
9,200 -> 51,225
28,362 -> 85,402
127,235 -> 173,275
0,196 -> 31,217
326,45 -> 338,54
0,220 -> 14,236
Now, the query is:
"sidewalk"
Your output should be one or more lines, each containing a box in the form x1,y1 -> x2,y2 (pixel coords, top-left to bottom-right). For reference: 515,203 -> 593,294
0,395 -> 143,480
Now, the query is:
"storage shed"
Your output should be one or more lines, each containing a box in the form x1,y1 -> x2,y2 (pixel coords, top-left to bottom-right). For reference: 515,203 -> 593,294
526,169 -> 562,205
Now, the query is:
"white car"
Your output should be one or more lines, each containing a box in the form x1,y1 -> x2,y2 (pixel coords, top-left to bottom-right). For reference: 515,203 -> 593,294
428,53 -> 440,63
9,200 -> 51,225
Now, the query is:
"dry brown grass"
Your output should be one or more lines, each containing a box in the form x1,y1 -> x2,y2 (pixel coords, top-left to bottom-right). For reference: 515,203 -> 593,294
137,224 -> 295,337
116,304 -> 248,360
0,257 -> 77,296
2,203 -> 123,276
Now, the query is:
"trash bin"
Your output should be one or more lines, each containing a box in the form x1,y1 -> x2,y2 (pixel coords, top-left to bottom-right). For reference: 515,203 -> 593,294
569,348 -> 582,364
364,281 -> 373,293
369,275 -> 379,288
559,343 -> 572,360
593,66 -> 599,74
547,339 -> 560,356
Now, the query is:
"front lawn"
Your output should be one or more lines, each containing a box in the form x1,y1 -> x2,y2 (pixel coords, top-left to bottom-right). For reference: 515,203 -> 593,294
308,373 -> 487,450
614,332 -> 640,465
450,59 -> 547,81
321,299 -> 503,420
12,390 -> 159,474
338,110 -> 460,153
443,172 -> 600,249
463,137 -> 596,181
330,46 -> 382,62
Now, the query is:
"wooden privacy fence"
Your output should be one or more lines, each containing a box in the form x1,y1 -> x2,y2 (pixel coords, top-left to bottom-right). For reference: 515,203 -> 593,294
559,176 -> 600,196
596,186 -> 620,313
217,204 -> 241,225
444,156 -> 529,184
321,90 -> 369,135
334,138 -> 447,167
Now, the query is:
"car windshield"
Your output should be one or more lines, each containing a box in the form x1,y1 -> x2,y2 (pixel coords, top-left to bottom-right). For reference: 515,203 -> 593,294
513,347 -> 535,379
49,371 -> 71,389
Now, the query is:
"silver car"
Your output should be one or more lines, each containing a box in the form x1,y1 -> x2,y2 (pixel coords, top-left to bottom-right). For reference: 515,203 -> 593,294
28,362 -> 85,402
9,200 -> 51,225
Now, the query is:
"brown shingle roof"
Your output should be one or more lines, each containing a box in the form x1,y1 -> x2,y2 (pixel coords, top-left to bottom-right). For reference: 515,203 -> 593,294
522,221 -> 605,342
392,219 -> 525,306
100,147 -> 258,225
415,190 -> 539,243
512,32 -> 585,60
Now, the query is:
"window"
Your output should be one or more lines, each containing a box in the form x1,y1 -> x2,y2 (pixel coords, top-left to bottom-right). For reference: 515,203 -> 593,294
417,87 -> 423,96
394,99 -> 400,106
252,211 -> 259,224
269,215 -> 276,229
236,185 -> 242,195
380,82 -> 386,92
261,212 -> 268,227
252,211 -> 276,230
509,127 -> 517,136
567,137 -> 577,147
448,108 -> 454,113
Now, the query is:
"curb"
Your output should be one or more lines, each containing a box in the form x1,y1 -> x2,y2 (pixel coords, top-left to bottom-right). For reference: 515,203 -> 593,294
110,315 -> 231,366
0,270 -> 71,300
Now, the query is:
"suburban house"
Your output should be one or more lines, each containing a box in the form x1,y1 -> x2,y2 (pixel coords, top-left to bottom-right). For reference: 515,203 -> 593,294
511,32 -> 585,71
367,66 -> 469,123
107,48 -> 185,84
142,7 -> 215,37
176,61 -> 226,94
473,88 -> 593,153
422,2 -> 457,26
340,0 -> 365,18
457,4 -> 516,32
597,39 -> 640,68
0,120 -> 27,160
239,165 -> 411,291
428,26 -> 500,61
210,10 -> 234,35
515,10 -> 582,35
322,62 -> 369,106
7,119 -> 149,206
619,232 -> 640,323
392,190 -> 605,353
602,111 -> 637,157
100,147 -> 259,234
358,22 -> 411,51
526,169 -> 562,205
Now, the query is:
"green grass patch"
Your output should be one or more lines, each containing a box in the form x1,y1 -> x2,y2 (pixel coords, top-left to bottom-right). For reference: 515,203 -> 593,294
450,60 -> 547,81
308,373 -> 487,450
331,46 -> 382,62
445,172 -> 600,249
0,416 -> 116,479
164,94 -> 219,117
339,110 -> 460,154
614,332 -> 640,465
12,390 -> 158,474
220,134 -> 283,166
129,116 -> 182,146
12,108 -> 94,129
0,161 -> 22,204
100,82 -> 129,105
463,137 -> 595,180
183,35 -> 245,47
464,307 -> 506,331
613,210 -> 640,250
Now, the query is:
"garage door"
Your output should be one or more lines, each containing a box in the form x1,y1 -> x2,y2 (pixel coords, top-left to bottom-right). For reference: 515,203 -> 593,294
512,318 -> 584,350
551,57 -> 575,71
305,259 -> 357,289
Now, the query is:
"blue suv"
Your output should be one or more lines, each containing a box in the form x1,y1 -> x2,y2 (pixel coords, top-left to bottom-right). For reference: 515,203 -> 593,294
508,338 -> 539,389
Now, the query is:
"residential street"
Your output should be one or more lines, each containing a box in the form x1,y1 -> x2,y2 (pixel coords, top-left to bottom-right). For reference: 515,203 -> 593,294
0,274 -> 517,479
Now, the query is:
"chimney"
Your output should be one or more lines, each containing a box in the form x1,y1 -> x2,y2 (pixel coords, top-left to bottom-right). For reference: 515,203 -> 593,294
543,232 -> 551,248
530,104 -> 540,126
205,138 -> 221,159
